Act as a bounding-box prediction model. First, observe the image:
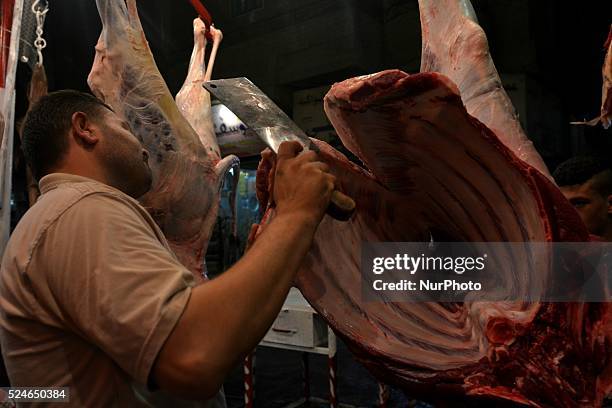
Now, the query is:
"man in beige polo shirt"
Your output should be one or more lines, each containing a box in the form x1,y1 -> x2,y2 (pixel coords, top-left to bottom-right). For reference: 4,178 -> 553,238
0,90 -> 336,406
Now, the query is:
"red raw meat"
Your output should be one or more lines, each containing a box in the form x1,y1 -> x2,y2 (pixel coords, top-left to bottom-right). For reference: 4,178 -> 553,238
418,0 -> 550,178
600,25 -> 612,129
255,69 -> 611,407
0,0 -> 14,88
570,25 -> 611,129
253,2 -> 610,404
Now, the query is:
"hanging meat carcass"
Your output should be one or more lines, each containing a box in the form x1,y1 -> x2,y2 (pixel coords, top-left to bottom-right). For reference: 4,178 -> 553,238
18,64 -> 47,206
175,18 -> 240,257
252,1 -> 611,406
0,0 -> 15,150
573,24 -> 612,129
600,26 -> 612,129
87,0 -> 238,280
176,19 -> 223,158
419,0 -> 550,178
0,0 -> 14,89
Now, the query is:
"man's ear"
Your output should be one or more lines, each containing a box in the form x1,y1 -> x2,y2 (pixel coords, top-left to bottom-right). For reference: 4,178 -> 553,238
607,194 -> 612,215
71,111 -> 100,147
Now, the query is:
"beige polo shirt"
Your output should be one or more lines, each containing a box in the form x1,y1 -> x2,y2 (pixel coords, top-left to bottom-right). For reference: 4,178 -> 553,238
0,174 -> 226,407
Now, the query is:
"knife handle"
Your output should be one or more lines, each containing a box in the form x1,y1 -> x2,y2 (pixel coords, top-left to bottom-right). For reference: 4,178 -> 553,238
305,143 -> 355,221
327,190 -> 356,221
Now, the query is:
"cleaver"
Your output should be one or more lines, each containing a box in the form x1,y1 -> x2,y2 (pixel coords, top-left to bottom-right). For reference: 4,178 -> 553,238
204,77 -> 355,221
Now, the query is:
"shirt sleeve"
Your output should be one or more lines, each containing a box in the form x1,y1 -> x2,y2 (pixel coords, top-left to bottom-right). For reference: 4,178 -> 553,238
27,192 -> 195,385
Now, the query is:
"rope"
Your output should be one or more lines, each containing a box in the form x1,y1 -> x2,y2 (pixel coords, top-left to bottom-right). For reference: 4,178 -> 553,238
30,0 -> 47,66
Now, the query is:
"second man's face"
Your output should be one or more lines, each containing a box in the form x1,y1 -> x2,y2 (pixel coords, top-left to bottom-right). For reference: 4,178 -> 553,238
560,178 -> 610,236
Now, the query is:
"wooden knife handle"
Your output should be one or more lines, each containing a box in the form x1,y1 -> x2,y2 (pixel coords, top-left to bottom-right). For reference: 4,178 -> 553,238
327,190 -> 356,221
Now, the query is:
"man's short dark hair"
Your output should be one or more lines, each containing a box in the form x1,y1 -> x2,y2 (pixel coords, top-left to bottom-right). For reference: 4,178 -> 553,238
553,156 -> 612,196
22,90 -> 111,180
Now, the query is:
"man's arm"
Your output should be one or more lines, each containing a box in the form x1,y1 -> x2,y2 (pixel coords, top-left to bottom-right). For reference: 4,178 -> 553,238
152,141 -> 335,399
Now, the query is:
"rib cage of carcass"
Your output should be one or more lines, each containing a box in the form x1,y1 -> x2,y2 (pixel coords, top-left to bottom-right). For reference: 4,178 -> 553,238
87,0 -> 238,281
252,0 -> 611,406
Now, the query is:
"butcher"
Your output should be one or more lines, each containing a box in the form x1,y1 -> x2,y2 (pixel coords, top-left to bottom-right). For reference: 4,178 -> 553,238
554,156 -> 612,241
0,90 -> 335,406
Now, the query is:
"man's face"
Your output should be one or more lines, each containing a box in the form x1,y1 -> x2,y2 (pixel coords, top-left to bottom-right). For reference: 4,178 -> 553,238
95,108 -> 153,198
560,177 -> 611,236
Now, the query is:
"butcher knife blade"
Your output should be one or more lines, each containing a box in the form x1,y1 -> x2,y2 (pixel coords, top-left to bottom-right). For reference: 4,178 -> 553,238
203,77 -> 356,221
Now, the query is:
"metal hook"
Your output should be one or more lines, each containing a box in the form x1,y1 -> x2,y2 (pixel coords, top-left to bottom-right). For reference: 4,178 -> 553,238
31,0 -> 49,66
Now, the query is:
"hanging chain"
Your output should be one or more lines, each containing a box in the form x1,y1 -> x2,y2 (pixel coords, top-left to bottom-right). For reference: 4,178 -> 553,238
31,0 -> 49,66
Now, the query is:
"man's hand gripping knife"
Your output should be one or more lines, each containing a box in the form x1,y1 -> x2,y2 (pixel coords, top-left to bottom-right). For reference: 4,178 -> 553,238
152,141 -> 335,399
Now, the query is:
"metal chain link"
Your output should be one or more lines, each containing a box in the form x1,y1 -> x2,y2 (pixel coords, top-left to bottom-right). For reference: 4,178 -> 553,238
31,0 -> 48,66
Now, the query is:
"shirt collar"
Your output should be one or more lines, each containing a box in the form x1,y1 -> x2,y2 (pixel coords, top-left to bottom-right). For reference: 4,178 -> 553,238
39,173 -> 107,195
